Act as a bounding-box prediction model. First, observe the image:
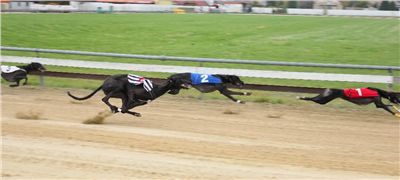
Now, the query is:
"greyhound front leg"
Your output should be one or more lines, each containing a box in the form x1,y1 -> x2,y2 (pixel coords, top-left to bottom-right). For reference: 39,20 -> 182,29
225,89 -> 252,96
219,89 -> 244,104
392,105 -> 400,114
125,110 -> 142,117
121,97 -> 147,117
9,80 -> 20,87
374,100 -> 396,116
23,77 -> 28,85
122,101 -> 148,117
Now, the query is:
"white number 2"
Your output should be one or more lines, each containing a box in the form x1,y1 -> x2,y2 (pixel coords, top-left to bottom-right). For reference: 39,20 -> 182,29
355,88 -> 362,96
200,74 -> 209,83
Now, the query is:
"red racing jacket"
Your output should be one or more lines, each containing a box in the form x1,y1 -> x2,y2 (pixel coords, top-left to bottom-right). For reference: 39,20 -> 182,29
343,88 -> 379,99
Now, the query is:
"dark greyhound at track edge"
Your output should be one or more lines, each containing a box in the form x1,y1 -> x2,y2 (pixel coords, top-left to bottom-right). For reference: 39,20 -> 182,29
1,62 -> 46,87
168,73 -> 251,103
67,74 -> 190,117
298,87 -> 400,117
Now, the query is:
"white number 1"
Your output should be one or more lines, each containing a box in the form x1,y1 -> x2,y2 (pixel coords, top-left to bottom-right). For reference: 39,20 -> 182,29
200,74 -> 209,83
355,88 -> 362,96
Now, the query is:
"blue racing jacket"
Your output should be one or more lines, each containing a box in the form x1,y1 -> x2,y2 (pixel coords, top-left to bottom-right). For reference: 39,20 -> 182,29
191,73 -> 222,85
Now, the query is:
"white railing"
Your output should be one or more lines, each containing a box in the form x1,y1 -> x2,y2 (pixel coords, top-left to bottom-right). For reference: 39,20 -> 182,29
1,56 -> 397,84
2,46 -> 398,71
1,46 -> 398,86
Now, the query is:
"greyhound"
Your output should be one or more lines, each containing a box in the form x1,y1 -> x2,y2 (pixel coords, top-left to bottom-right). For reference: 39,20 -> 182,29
298,87 -> 400,117
168,73 -> 251,103
1,62 -> 46,87
67,74 -> 189,117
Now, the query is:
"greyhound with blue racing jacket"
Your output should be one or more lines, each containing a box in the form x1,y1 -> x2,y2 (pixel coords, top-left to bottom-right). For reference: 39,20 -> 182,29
168,73 -> 251,103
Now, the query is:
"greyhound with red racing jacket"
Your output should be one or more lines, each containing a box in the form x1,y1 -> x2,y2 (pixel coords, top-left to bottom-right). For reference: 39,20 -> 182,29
298,87 -> 400,117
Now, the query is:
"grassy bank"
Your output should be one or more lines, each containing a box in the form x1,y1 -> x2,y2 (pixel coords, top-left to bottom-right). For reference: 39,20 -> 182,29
2,13 -> 398,65
2,13 -> 398,91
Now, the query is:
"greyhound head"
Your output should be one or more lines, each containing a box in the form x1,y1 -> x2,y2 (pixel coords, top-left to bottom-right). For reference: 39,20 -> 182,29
29,62 -> 46,72
166,75 -> 191,95
218,75 -> 244,88
388,93 -> 400,104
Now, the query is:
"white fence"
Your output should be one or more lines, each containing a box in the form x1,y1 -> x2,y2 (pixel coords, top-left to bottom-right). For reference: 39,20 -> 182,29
75,2 -> 174,12
1,56 -> 395,84
252,7 -> 399,17
30,3 -> 78,12
327,9 -> 400,17
287,8 -> 324,15
252,7 -> 273,14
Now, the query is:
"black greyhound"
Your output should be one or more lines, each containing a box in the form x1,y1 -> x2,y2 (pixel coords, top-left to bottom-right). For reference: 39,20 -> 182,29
298,87 -> 400,117
168,73 -> 251,103
67,74 -> 189,117
1,62 -> 46,87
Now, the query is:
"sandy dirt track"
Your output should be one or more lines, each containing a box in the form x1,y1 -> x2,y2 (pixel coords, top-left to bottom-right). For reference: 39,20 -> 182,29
1,86 -> 399,179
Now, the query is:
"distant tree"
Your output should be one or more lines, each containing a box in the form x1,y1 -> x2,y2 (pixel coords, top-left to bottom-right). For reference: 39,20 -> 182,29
372,2 -> 379,9
267,1 -> 287,8
288,1 -> 297,8
388,1 -> 398,10
341,1 -> 368,9
252,0 -> 268,7
354,1 -> 368,8
379,1 -> 390,10
275,1 -> 286,8
298,1 -> 314,9
267,1 -> 276,7
379,1 -> 398,11
340,1 -> 352,9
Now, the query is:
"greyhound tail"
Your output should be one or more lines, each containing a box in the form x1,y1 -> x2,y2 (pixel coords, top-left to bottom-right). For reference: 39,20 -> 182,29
67,85 -> 102,101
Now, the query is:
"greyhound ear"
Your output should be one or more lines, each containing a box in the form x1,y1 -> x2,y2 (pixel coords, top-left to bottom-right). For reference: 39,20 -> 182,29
228,75 -> 237,82
217,75 -> 229,82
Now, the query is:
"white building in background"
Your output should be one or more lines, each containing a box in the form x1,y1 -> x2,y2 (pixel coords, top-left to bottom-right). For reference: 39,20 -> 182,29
6,1 -> 32,11
313,0 -> 342,9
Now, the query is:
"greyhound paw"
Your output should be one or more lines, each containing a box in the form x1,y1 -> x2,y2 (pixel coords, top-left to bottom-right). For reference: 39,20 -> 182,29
236,100 -> 245,104
243,92 -> 252,96
395,113 -> 400,118
296,96 -> 305,100
134,113 -> 142,117
110,106 -> 119,113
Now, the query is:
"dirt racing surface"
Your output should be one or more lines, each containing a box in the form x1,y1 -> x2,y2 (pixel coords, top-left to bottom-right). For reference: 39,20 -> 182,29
1,86 -> 399,179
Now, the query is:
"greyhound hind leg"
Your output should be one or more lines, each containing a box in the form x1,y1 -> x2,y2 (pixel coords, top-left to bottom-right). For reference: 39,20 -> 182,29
102,91 -> 119,113
299,89 -> 342,105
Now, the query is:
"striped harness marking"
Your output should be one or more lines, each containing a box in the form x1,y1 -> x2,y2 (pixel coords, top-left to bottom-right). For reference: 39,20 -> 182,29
1,65 -> 25,74
127,74 -> 153,92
